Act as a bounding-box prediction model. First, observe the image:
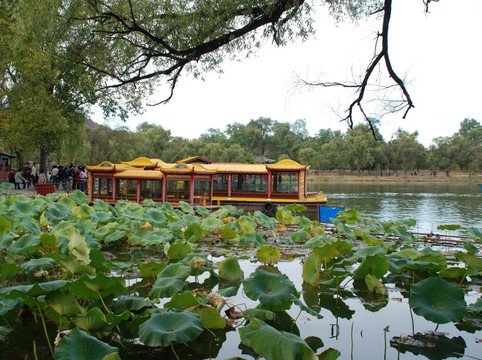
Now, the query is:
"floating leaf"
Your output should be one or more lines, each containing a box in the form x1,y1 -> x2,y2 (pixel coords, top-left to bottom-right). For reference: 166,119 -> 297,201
139,311 -> 204,347
167,241 -> 192,260
239,318 -> 317,360
189,304 -> 227,329
353,254 -> 389,280
54,328 -> 119,360
165,291 -> 200,310
291,230 -> 310,242
139,261 -> 166,278
256,245 -> 281,265
243,269 -> 296,307
410,276 -> 466,324
218,257 -> 244,281
466,227 -> 482,242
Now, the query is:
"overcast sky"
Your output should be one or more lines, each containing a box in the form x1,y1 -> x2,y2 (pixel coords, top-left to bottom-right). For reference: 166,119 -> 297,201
100,0 -> 482,147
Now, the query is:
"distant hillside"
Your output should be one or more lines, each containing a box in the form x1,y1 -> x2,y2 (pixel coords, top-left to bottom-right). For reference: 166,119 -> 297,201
86,118 -> 101,129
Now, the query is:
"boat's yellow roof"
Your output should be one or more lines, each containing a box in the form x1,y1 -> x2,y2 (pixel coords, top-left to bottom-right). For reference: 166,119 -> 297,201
86,161 -> 116,172
121,157 -> 157,168
266,159 -> 308,170
113,169 -> 163,179
204,163 -> 268,174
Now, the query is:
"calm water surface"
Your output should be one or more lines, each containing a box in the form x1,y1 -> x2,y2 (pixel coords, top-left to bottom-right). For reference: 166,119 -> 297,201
311,182 -> 481,234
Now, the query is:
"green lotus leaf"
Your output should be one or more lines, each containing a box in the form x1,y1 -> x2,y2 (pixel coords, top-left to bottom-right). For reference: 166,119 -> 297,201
218,257 -> 244,281
466,227 -> 482,242
60,258 -> 96,277
256,245 -> 281,265
44,202 -> 71,224
167,241 -> 193,260
149,263 -> 191,298
244,308 -> 276,322
221,226 -> 237,240
410,276 -> 466,324
90,211 -> 113,223
365,274 -> 386,295
72,307 -> 110,331
201,217 -> 224,232
353,244 -> 387,260
240,232 -> 266,246
139,261 -> 166,278
455,251 -> 482,270
94,223 -> 115,240
211,208 -> 229,219
296,216 -> 312,231
8,234 -> 40,255
189,304 -> 226,329
0,280 -> 69,298
0,298 -> 22,316
194,205 -> 211,218
302,252 -> 322,286
285,203 -> 307,214
93,199 -> 113,212
243,269 -> 296,307
437,224 -> 461,231
0,230 -> 14,249
20,257 -> 57,272
179,201 -> 194,214
0,182 -> 14,190
112,296 -> 155,313
139,229 -> 174,246
139,311 -> 204,347
146,209 -> 168,228
313,244 -> 339,264
335,209 -> 360,224
165,291 -> 200,310
276,208 -> 296,225
353,254 -> 389,280
73,203 -> 95,220
169,214 -> 201,230
336,222 -> 356,241
253,211 -> 277,229
239,318 -> 317,360
11,200 -> 39,218
183,253 -> 212,276
54,328 -> 119,360
45,290 -> 84,318
104,230 -> 126,243
468,297 -> 482,312
0,217 -> 12,236
391,226 -> 415,243
0,325 -> 10,340
71,273 -> 125,300
291,230 -> 310,242
66,228 -> 91,265
439,267 -> 468,280
237,216 -> 256,234
13,218 -> 41,235
319,348 -> 341,360
70,190 -> 89,205
463,240 -> 479,254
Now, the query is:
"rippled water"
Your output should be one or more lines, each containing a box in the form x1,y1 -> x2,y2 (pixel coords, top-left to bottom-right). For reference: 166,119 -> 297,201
311,182 -> 481,234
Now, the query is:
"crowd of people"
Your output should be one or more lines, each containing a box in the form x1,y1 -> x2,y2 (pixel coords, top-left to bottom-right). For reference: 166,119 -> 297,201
8,163 -> 87,192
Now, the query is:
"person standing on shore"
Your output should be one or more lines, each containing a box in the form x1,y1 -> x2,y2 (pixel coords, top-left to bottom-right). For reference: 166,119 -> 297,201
14,170 -> 26,189
38,170 -> 47,184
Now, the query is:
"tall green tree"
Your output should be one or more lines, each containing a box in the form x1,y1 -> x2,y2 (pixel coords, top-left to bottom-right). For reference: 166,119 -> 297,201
389,129 -> 426,175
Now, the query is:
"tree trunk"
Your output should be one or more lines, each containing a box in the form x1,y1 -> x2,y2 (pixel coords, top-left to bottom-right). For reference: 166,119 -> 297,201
14,151 -> 23,170
40,143 -> 49,173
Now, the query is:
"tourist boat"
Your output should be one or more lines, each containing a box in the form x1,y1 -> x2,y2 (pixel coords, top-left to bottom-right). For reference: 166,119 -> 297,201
85,156 -> 329,220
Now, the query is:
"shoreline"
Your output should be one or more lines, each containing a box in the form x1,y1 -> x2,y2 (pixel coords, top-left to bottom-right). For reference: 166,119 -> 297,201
308,171 -> 481,185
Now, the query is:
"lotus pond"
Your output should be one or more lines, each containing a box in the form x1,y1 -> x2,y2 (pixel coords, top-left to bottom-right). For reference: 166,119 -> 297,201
0,190 -> 481,360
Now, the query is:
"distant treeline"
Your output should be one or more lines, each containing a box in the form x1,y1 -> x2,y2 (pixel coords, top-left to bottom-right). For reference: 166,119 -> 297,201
24,117 -> 482,173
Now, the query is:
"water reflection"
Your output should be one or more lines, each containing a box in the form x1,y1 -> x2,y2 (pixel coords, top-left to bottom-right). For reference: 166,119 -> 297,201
312,183 -> 481,234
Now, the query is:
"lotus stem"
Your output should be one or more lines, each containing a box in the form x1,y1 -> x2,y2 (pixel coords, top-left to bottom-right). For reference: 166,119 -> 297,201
409,307 -> 415,335
37,302 -> 54,358
33,340 -> 39,360
98,291 -> 111,314
459,269 -> 469,286
434,323 -> 439,331
170,342 -> 181,360
350,322 -> 354,360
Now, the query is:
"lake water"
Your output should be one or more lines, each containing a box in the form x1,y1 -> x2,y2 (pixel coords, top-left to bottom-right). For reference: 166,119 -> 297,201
311,182 -> 482,235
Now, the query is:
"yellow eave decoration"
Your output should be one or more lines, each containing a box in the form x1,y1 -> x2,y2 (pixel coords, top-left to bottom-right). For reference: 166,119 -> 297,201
122,157 -> 157,168
205,164 -> 268,174
86,161 -> 116,172
192,164 -> 217,174
114,169 -> 163,179
160,163 -> 193,174
266,159 -> 308,171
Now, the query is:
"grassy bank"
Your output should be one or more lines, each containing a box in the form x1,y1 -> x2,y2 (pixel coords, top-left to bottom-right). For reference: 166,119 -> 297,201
307,170 -> 481,184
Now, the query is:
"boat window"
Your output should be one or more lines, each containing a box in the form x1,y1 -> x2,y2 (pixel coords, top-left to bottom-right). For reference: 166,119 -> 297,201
194,180 -> 211,204
140,180 -> 152,199
166,179 -> 190,202
232,174 -> 268,194
116,179 -> 137,199
213,174 -> 228,191
271,172 -> 299,194
93,177 -> 112,197
153,180 -> 162,199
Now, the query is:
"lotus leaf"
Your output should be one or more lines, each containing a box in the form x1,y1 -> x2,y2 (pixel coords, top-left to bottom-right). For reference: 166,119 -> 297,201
319,348 -> 341,360
11,200 -> 39,218
302,235 -> 334,249
336,222 -> 356,241
165,291 -> 200,310
90,211 -> 113,223
20,257 -> 57,272
112,296 -> 154,313
285,203 -> 307,214
44,202 -> 71,224
391,226 -> 415,243
139,311 -> 204,347
365,274 -> 386,295
0,280 -> 69,298
167,241 -> 193,260
60,258 -> 96,277
240,232 -> 266,246
221,226 -> 237,240
201,217 -> 224,232
256,245 -> 281,265
313,244 -> 340,264
0,217 -> 12,236
253,211 -> 277,229
8,234 -> 40,255
149,263 -> 191,298
455,251 -> 482,270
466,227 -> 482,242
354,244 -> 387,260
276,208 -> 296,225
243,269 -> 296,307
211,208 -> 229,219
410,276 -> 466,324
0,231 -> 14,249
0,326 -> 10,340
104,230 -> 126,243
353,254 -> 389,280
291,230 -> 310,242
302,252 -> 322,286
335,209 -> 360,224
139,261 -> 166,278
195,205 -> 211,218
13,218 -> 41,235
296,216 -> 312,231
54,328 -> 119,360
218,257 -> 244,281
146,209 -> 168,227
72,307 -> 110,332
237,216 -> 256,234
71,273 -> 125,300
66,228 -> 91,265
45,290 -> 84,318
58,196 -> 77,209
189,304 -> 227,329
239,318 -> 318,360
